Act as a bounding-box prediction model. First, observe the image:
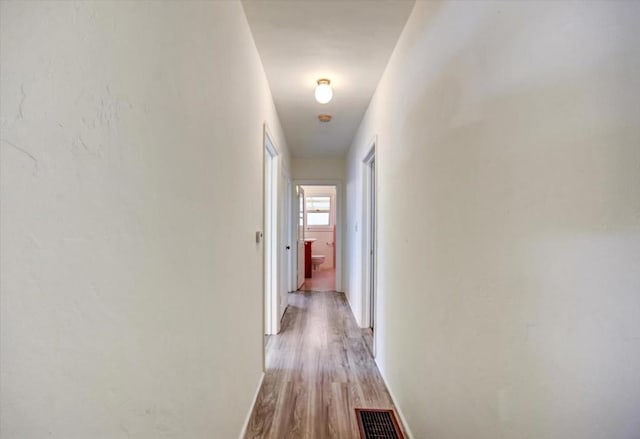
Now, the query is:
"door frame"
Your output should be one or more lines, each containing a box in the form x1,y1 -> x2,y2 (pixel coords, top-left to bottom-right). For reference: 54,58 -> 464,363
285,173 -> 298,293
264,126 -> 280,337
292,179 -> 344,293
280,166 -> 292,319
362,138 -> 377,356
293,185 -> 305,291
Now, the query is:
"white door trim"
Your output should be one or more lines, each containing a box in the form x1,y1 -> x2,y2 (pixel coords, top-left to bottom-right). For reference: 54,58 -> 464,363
264,127 -> 279,337
279,166 -> 292,320
362,138 -> 377,356
290,182 -> 298,292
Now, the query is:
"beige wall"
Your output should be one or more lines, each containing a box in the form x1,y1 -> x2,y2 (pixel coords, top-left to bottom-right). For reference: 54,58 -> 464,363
292,157 -> 345,181
345,1 -> 640,438
0,1 -> 289,438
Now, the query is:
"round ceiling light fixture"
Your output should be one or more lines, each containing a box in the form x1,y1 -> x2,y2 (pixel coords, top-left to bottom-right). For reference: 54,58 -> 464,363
318,114 -> 332,122
314,78 -> 333,104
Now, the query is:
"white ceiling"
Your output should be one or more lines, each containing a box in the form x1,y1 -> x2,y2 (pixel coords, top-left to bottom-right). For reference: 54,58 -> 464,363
242,0 -> 415,158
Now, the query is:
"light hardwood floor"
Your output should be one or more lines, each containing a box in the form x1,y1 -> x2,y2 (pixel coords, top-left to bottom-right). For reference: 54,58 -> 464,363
245,291 -> 399,439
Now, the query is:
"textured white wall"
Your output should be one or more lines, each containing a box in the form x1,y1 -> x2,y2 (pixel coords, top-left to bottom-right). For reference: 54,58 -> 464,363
345,1 -> 640,438
292,157 -> 345,181
0,1 -> 289,438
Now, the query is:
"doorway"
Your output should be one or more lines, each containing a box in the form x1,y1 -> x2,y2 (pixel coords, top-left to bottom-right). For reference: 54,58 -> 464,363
296,185 -> 306,290
264,131 -> 279,336
293,182 -> 342,293
363,145 -> 376,355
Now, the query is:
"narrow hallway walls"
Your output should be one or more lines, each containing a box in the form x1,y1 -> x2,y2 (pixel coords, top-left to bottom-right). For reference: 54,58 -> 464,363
345,1 -> 640,438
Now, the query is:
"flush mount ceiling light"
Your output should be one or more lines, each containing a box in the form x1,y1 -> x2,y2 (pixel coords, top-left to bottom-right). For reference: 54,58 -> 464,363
314,78 -> 333,104
318,114 -> 332,122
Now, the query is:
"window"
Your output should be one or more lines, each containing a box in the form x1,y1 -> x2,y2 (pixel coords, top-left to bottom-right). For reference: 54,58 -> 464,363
306,196 -> 330,211
307,212 -> 330,226
305,195 -> 332,228
299,187 -> 304,227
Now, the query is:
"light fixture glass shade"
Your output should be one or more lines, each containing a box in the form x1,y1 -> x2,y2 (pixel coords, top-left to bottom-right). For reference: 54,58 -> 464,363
314,79 -> 332,104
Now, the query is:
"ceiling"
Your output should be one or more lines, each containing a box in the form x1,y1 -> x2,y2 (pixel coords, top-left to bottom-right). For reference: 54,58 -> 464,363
242,0 -> 415,158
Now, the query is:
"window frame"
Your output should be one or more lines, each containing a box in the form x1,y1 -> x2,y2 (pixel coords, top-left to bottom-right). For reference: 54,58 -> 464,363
304,194 -> 334,231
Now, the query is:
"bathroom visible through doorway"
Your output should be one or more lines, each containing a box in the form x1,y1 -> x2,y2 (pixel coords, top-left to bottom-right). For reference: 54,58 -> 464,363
297,185 -> 337,292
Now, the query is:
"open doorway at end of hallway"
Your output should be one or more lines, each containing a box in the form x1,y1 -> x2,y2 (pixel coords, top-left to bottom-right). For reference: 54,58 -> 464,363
295,184 -> 339,293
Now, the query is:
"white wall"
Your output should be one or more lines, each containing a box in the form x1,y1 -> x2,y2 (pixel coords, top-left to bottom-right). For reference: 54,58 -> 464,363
0,1 -> 289,438
345,1 -> 640,438
292,157 -> 345,181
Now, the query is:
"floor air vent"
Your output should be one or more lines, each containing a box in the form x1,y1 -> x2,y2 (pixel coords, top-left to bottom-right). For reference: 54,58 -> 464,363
355,408 -> 405,439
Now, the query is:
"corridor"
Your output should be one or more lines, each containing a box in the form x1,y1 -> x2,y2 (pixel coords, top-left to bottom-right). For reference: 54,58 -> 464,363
2,1 -> 639,438
245,292 -> 397,438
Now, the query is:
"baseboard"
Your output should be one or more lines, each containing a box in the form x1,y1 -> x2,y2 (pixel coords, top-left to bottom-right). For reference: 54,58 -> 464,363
342,290 -> 364,328
377,366 -> 414,439
238,371 -> 265,439
280,304 -> 289,323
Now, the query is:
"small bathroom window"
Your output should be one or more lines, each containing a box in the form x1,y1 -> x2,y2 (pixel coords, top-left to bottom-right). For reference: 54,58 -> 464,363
306,196 -> 331,211
305,195 -> 333,229
307,212 -> 330,226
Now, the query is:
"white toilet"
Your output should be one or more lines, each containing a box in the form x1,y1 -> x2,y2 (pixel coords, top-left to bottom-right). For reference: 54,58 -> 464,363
311,255 -> 325,271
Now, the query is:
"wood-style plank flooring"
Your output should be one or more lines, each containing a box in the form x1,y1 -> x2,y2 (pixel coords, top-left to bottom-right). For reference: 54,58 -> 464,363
245,291 -> 399,438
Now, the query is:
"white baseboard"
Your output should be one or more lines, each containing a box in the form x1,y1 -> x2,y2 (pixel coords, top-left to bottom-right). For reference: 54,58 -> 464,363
342,290 -> 364,328
377,366 -> 414,439
238,371 -> 265,439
